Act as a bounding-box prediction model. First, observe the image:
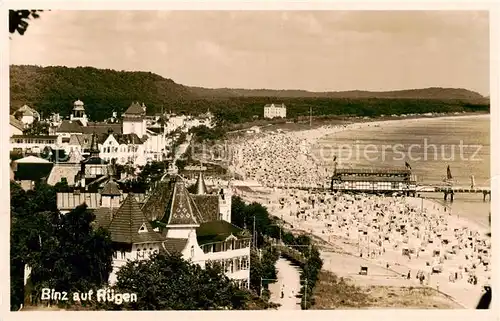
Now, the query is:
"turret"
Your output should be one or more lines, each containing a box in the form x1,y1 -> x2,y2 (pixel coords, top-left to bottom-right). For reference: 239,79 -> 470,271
100,178 -> 122,210
195,171 -> 208,195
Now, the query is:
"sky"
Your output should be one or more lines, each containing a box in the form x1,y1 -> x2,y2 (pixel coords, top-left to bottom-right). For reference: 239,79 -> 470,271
9,10 -> 490,96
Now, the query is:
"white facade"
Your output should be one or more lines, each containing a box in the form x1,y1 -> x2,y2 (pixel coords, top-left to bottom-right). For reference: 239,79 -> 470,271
123,118 -> 147,137
109,242 -> 163,285
263,103 -> 287,119
10,135 -> 59,153
99,134 -> 147,166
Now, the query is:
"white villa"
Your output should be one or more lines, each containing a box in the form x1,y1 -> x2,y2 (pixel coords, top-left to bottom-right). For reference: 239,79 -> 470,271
263,103 -> 286,119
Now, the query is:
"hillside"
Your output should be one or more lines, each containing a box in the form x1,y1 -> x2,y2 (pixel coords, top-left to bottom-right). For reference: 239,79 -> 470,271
10,65 -> 489,123
10,65 -> 194,120
187,86 -> 487,102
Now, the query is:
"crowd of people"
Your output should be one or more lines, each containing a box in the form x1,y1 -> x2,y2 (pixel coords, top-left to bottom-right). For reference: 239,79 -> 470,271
229,127 -> 339,188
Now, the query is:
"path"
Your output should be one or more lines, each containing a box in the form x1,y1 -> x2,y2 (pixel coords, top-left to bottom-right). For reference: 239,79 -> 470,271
268,257 -> 302,310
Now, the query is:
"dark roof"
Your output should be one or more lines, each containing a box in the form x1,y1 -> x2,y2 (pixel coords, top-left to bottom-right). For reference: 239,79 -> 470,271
58,120 -> 85,133
196,220 -> 246,245
11,135 -> 58,139
85,123 -> 123,135
163,177 -> 204,226
337,175 -> 409,182
82,156 -> 108,165
93,207 -> 115,229
335,168 -> 411,175
13,163 -> 53,181
112,133 -> 147,145
101,179 -> 122,196
191,194 -> 219,222
141,181 -> 175,221
10,115 -> 25,131
124,102 -> 145,115
106,194 -> 164,244
195,171 -> 208,195
162,238 -> 188,254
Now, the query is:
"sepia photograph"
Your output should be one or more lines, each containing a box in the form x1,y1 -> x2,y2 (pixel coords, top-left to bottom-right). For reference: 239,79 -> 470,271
7,7 -> 493,312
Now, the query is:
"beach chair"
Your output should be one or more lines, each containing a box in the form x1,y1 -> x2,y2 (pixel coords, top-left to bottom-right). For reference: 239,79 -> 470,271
359,266 -> 368,275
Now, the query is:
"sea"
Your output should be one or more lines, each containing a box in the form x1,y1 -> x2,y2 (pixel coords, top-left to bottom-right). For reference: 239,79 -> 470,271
315,115 -> 491,229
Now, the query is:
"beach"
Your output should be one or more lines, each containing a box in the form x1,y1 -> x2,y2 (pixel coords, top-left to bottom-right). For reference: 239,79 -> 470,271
228,114 -> 491,308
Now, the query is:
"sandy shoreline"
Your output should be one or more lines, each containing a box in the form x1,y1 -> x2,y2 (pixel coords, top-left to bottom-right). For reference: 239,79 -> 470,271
228,113 -> 490,309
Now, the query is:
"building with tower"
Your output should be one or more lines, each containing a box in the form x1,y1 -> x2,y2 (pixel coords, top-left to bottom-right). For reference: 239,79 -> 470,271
122,102 -> 147,137
56,170 -> 250,288
70,99 -> 88,127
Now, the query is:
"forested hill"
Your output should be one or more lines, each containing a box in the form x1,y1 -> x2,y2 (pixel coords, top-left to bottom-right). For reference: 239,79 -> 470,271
10,65 -> 193,120
10,65 -> 489,122
187,86 -> 487,101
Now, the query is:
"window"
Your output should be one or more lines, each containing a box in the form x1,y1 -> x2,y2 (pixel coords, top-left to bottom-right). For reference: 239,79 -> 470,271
113,252 -> 117,259
190,245 -> 195,258
120,251 -> 126,260
136,249 -> 143,259
138,223 -> 148,233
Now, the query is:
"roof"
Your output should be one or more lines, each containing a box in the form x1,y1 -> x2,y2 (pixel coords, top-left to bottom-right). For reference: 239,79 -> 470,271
141,181 -> 175,221
196,220 -> 246,245
124,102 -> 145,115
112,133 -> 147,145
11,135 -> 58,140
93,207 -> 115,229
57,192 -> 101,210
191,195 -> 219,222
164,177 -> 204,226
106,194 -> 164,244
101,179 -> 122,196
264,103 -> 286,108
23,109 -> 34,116
68,134 -> 93,149
67,149 -> 84,163
84,123 -> 123,136
10,115 -> 25,131
58,120 -> 85,133
16,105 -> 40,118
47,164 -> 81,186
335,168 -> 411,175
57,192 -> 145,211
13,162 -> 53,181
74,99 -> 84,106
336,175 -> 410,183
194,171 -> 208,195
14,156 -> 51,164
162,238 -> 188,254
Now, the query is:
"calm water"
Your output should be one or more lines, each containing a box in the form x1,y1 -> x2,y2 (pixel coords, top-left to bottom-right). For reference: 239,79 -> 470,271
315,115 -> 491,228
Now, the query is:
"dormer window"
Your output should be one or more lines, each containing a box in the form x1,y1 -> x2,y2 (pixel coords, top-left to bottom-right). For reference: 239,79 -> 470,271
138,222 -> 148,233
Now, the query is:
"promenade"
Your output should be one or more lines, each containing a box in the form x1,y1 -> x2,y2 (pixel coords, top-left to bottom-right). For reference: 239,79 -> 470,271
268,257 -> 302,310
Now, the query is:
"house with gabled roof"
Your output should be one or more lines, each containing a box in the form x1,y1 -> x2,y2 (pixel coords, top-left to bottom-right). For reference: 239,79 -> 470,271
57,171 -> 251,288
139,173 -> 251,288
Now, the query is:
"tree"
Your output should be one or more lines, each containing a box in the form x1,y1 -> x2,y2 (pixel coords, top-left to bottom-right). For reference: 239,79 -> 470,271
23,120 -> 49,136
9,10 -> 44,36
109,253 -> 250,310
10,181 -> 114,309
27,204 -> 113,306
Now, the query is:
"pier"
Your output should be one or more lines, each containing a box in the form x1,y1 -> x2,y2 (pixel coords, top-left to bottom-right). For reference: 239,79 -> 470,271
416,185 -> 491,202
